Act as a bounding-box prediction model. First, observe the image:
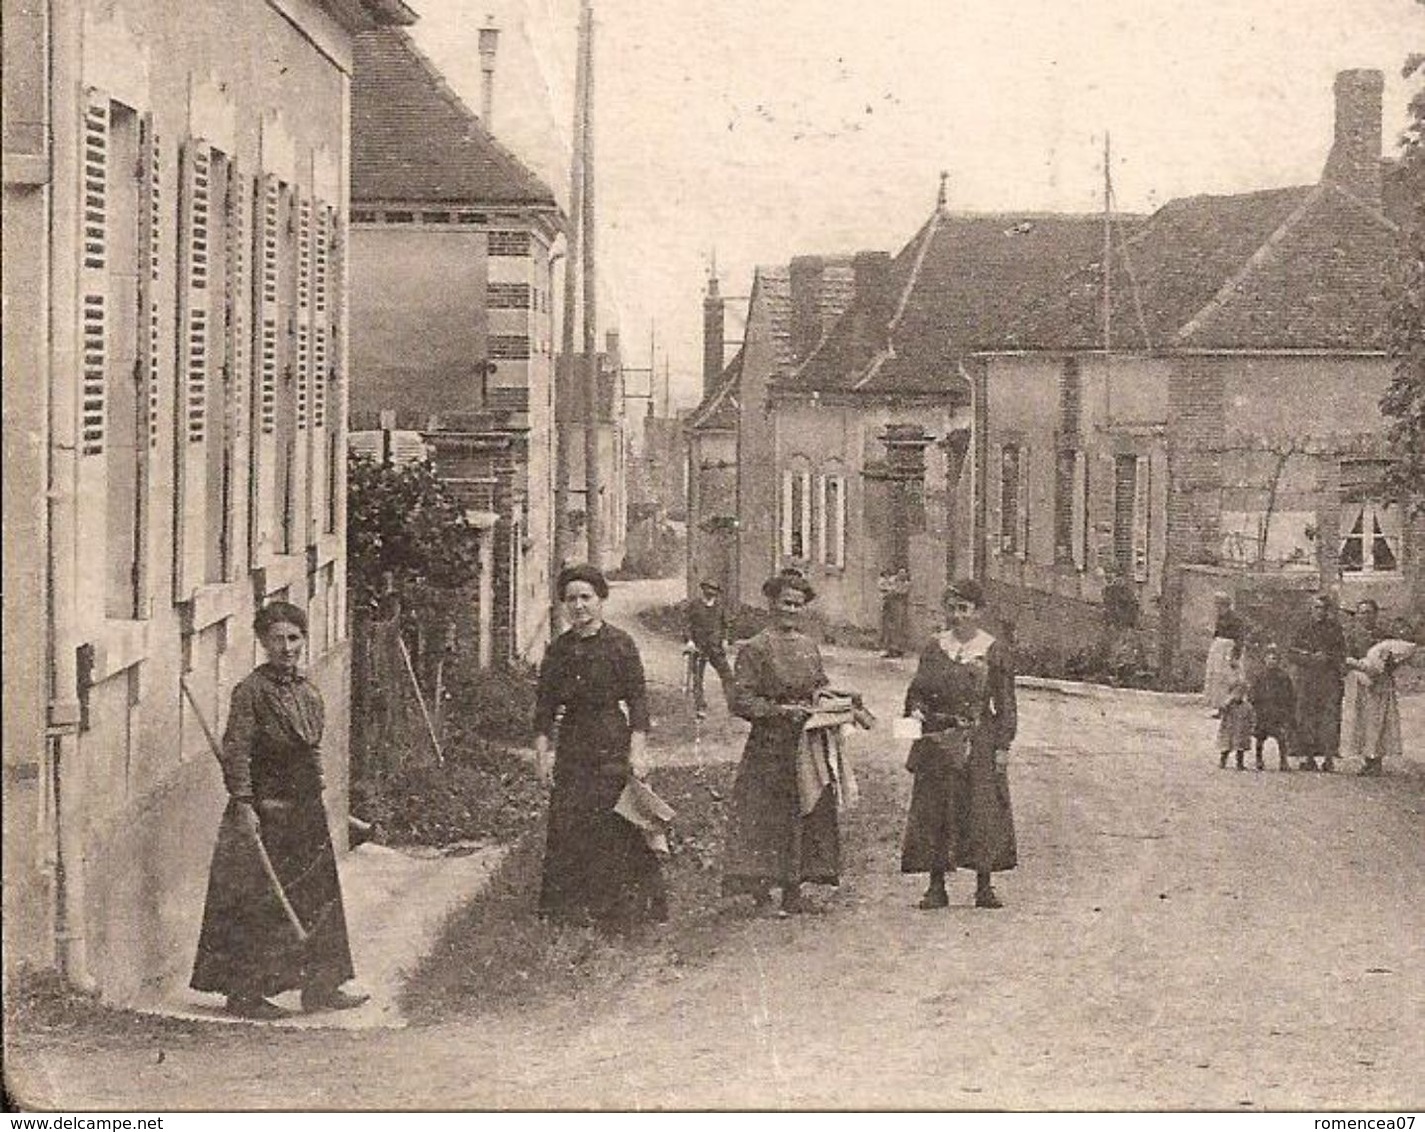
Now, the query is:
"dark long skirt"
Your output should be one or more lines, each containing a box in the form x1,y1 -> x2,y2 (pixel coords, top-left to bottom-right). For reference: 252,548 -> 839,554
1295,673 -> 1343,761
191,798 -> 355,997
539,764 -> 667,927
901,732 -> 1016,875
722,722 -> 840,895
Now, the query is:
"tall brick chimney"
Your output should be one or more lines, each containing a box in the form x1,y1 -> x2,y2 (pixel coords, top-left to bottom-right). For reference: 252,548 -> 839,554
1321,68 -> 1383,204
478,20 -> 500,128
702,270 -> 724,399
789,255 -> 826,365
852,250 -> 894,350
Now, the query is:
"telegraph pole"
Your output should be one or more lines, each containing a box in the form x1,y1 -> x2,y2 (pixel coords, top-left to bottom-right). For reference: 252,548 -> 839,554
552,2 -> 588,634
580,0 -> 603,570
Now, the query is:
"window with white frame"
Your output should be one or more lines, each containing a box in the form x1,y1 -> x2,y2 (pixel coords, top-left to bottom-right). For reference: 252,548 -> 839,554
781,467 -> 812,560
1339,500 -> 1400,574
818,472 -> 846,567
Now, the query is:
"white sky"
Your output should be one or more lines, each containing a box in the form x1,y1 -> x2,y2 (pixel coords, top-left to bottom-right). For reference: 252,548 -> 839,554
406,0 -> 1424,410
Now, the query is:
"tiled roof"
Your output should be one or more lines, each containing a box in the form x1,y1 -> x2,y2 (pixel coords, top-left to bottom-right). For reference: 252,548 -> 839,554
780,212 -> 1116,396
1004,184 -> 1397,351
352,29 -> 559,208
1176,186 -> 1398,350
687,349 -> 742,432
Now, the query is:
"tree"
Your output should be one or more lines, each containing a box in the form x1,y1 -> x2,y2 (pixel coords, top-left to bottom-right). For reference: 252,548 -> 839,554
346,453 -> 483,625
1381,42 -> 1425,514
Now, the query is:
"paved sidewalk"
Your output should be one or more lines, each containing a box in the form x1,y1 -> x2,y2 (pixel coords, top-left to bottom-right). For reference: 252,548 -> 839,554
133,840 -> 507,1030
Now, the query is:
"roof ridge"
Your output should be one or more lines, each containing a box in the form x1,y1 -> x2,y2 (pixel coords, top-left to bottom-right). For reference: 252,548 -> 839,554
1174,185 -> 1325,345
849,209 -> 941,391
1319,181 -> 1401,233
687,348 -> 744,429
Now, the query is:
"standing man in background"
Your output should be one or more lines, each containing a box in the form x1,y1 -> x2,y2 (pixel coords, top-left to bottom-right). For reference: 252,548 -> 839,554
687,579 -> 734,719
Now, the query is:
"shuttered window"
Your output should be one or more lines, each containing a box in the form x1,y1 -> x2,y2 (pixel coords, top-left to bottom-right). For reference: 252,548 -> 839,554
312,204 -> 328,429
999,445 -> 1021,556
258,176 -> 279,435
80,94 -> 109,456
179,140 -> 211,445
1113,454 -> 1151,581
819,472 -> 846,568
296,196 -> 311,431
781,468 -> 811,560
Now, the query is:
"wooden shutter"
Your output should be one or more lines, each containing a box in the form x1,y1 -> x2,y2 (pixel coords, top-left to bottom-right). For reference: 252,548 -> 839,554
248,173 -> 280,566
258,175 -> 279,436
1070,450 -> 1088,570
1132,454 -> 1151,582
174,138 -> 214,599
140,115 -> 161,449
132,112 -> 159,612
180,140 -> 211,445
296,196 -> 311,432
312,202 -> 328,430
223,158 -> 251,578
780,470 -> 793,557
1018,445 -> 1031,561
80,91 -> 109,458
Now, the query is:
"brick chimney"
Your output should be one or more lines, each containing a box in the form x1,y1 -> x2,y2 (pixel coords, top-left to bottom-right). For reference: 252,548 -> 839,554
702,271 -> 724,399
852,250 -> 894,350
478,20 -> 500,128
789,255 -> 826,365
1321,68 -> 1383,204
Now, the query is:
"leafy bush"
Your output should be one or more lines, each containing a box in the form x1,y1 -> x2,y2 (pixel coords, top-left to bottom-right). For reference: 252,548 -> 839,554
351,739 -> 543,847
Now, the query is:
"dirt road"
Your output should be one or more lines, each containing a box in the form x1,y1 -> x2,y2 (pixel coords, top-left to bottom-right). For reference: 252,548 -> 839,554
9,579 -> 1423,1110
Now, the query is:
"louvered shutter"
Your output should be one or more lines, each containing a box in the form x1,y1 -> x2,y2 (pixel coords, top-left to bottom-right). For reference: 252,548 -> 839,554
1132,454 -> 1151,582
248,173 -> 280,566
174,138 -> 213,600
296,196 -> 311,432
312,202 -> 328,431
1070,450 -> 1088,570
1092,452 -> 1116,573
140,115 -> 161,450
988,447 -> 1004,561
132,112 -> 159,612
258,175 -> 279,437
80,92 -> 109,458
225,158 -> 251,577
780,470 -> 793,557
1018,445 -> 1031,562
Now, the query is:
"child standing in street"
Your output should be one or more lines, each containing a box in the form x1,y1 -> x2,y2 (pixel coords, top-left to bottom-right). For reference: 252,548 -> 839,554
1250,644 -> 1295,771
1217,654 -> 1256,770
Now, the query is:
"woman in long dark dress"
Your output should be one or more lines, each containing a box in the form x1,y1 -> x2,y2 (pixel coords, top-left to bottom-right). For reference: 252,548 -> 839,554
722,572 -> 839,915
534,564 -> 666,928
900,579 -> 1018,910
191,602 -> 368,1019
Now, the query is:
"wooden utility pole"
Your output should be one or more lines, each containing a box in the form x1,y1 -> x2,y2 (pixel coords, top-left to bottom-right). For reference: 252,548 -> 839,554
553,3 -> 586,633
580,0 -> 603,570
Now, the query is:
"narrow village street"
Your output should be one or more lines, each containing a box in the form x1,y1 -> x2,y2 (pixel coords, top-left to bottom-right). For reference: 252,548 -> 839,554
9,579 -> 1423,1111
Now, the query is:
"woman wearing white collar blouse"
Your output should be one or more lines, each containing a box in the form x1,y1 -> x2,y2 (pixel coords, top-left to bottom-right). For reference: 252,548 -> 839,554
899,579 -> 1019,910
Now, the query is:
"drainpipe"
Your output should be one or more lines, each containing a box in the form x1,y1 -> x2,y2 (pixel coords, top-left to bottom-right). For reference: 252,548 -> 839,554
47,0 -> 94,992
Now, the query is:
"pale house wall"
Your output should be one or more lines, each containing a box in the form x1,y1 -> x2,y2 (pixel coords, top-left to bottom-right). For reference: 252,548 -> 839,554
4,0 -> 364,1000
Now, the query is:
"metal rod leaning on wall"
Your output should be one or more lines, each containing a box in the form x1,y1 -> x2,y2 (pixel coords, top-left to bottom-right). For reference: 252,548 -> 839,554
180,678 -> 309,943
396,634 -> 444,766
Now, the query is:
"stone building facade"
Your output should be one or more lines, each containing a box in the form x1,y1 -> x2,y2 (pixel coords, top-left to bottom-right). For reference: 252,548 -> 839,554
1,0 -> 415,999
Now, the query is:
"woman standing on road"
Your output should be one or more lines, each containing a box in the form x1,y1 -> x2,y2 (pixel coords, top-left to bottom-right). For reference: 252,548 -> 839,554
1203,591 -> 1247,715
722,571 -> 840,915
899,579 -> 1018,910
191,602 -> 368,1019
534,564 -> 667,928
